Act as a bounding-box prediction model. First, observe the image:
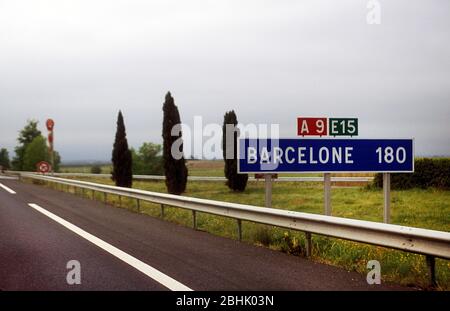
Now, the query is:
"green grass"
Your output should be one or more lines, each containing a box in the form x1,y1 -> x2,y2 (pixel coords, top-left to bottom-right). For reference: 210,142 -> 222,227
39,173 -> 450,290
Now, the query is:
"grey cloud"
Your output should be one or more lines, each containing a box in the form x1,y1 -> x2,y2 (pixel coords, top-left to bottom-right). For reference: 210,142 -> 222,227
0,0 -> 449,161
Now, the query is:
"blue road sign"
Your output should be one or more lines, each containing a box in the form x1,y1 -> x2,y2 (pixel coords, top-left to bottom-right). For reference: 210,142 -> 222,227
238,138 -> 414,173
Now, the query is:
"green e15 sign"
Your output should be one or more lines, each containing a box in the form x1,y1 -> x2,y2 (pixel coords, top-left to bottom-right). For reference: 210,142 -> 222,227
329,118 -> 358,136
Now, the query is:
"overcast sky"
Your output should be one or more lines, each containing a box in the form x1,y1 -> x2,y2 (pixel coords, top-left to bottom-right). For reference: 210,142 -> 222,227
0,0 -> 449,162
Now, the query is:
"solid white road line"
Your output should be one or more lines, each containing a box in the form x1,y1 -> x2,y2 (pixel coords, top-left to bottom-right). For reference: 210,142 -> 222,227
0,182 -> 16,194
28,203 -> 192,291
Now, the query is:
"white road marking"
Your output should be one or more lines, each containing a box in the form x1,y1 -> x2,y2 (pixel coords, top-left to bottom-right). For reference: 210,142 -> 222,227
0,182 -> 16,194
28,203 -> 192,291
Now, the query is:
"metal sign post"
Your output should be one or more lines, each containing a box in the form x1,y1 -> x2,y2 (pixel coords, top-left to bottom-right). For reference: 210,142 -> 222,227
383,173 -> 391,223
264,174 -> 272,208
324,173 -> 331,216
46,119 -> 55,175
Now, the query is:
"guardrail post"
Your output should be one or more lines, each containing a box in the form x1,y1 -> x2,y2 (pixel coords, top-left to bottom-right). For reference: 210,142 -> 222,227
305,232 -> 312,257
92,190 -> 95,200
324,173 -> 331,216
161,204 -> 165,218
118,195 -> 122,208
192,210 -> 197,229
136,199 -> 140,213
104,192 -> 107,204
426,255 -> 437,288
265,174 -> 272,208
237,219 -> 242,241
82,188 -> 85,197
383,173 -> 391,223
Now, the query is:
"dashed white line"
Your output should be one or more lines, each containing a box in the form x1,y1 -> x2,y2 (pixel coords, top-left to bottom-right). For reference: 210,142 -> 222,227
28,203 -> 192,291
0,182 -> 16,194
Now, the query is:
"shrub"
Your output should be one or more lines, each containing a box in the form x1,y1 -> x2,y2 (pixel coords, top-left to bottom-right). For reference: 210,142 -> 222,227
132,142 -> 164,175
279,232 -> 303,256
373,158 -> 450,190
22,135 -> 49,171
90,165 -> 102,174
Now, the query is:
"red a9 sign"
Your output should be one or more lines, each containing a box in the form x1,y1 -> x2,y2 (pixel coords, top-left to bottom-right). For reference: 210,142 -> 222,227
297,117 -> 328,136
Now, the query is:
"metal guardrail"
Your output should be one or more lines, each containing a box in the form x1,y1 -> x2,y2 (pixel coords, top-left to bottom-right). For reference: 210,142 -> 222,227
6,171 -> 373,183
19,173 -> 449,286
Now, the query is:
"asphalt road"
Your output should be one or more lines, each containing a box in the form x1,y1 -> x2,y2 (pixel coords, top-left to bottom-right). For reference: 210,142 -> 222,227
0,178 -> 410,291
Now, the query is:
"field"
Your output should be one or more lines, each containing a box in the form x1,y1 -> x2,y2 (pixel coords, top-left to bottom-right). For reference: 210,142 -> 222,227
56,160 -> 450,289
60,160 -> 374,178
60,164 -> 112,174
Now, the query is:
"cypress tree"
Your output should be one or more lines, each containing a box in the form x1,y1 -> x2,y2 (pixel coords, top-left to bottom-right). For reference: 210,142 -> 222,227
162,92 -> 188,195
222,110 -> 248,191
112,111 -> 133,188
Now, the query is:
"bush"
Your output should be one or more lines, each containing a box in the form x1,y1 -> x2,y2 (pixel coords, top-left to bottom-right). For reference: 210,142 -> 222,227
279,232 -> 303,256
373,158 -> 450,190
132,142 -> 163,175
22,135 -> 49,171
90,165 -> 102,174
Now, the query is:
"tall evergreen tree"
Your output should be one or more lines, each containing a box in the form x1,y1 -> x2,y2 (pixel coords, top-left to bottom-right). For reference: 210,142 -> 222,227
222,110 -> 248,191
12,120 -> 41,170
112,111 -> 133,188
162,92 -> 188,194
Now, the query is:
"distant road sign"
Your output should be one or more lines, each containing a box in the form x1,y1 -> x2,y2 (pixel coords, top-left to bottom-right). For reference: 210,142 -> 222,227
46,119 -> 55,131
297,117 -> 327,136
329,118 -> 358,136
238,138 -> 414,173
36,161 -> 52,174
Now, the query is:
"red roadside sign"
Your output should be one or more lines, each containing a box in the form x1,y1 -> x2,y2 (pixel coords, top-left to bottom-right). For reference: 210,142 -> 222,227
46,119 -> 55,131
297,117 -> 327,136
36,161 -> 52,174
